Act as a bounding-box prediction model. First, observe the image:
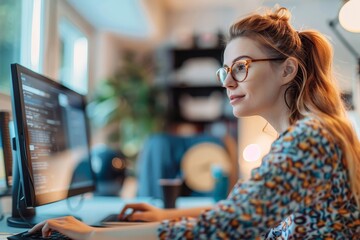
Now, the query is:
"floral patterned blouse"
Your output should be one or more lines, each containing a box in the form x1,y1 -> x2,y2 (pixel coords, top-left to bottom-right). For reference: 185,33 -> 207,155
158,117 -> 360,239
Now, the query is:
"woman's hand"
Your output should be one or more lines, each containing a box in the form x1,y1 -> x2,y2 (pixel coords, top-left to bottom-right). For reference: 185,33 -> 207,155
118,203 -> 167,222
29,216 -> 95,240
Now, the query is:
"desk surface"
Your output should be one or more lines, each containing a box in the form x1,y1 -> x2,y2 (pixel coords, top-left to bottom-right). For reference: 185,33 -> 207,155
0,195 -> 215,238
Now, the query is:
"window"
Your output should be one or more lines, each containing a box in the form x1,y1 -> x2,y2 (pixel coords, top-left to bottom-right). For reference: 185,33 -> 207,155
0,0 -> 89,96
59,18 -> 89,95
0,0 -> 43,94
0,0 -> 21,93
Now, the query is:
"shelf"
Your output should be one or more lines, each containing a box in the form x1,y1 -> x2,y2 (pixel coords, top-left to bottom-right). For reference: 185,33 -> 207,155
167,86 -> 235,124
171,47 -> 224,69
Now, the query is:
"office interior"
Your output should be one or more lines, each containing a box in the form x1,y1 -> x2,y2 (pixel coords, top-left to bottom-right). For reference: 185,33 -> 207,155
0,0 -> 359,234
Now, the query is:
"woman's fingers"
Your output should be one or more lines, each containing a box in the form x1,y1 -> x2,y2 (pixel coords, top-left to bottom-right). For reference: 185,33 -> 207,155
28,220 -> 46,234
28,216 -> 92,240
118,203 -> 152,219
127,212 -> 152,222
42,220 -> 55,237
26,218 -> 62,237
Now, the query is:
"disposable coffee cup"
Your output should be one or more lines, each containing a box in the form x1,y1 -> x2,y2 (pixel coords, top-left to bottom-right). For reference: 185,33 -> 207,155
159,178 -> 182,209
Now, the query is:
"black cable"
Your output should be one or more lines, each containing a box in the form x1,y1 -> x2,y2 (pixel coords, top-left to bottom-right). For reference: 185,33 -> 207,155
328,17 -> 360,94
66,194 -> 85,212
21,145 -> 35,203
16,177 -> 32,228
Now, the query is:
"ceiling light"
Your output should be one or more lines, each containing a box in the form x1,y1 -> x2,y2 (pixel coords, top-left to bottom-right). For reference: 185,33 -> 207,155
339,0 -> 360,33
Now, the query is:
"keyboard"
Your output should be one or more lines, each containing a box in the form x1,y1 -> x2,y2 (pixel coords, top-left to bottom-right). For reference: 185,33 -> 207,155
8,230 -> 72,240
101,213 -> 146,223
100,213 -> 122,222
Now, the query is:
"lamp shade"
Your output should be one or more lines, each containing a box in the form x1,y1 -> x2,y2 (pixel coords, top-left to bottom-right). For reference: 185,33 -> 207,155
339,0 -> 360,33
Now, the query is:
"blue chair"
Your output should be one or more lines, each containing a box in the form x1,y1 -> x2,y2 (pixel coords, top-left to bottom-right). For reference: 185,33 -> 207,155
136,133 -> 227,199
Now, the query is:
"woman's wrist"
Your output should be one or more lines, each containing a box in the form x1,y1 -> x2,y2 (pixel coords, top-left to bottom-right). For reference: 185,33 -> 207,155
160,209 -> 170,220
163,207 -> 211,220
87,223 -> 160,240
87,227 -> 101,240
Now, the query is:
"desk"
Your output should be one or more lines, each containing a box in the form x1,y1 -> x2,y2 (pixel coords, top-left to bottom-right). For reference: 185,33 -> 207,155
0,195 -> 214,238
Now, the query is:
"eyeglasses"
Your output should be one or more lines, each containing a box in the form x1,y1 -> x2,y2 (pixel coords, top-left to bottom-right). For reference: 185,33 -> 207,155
216,58 -> 286,85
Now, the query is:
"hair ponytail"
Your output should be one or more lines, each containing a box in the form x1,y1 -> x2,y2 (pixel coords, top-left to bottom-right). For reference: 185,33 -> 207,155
296,30 -> 360,207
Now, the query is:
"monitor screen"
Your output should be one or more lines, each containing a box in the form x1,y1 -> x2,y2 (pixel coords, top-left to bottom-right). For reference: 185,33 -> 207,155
8,63 -> 95,227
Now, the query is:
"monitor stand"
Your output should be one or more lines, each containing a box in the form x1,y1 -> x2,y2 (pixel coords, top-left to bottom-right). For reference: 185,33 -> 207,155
6,182 -> 69,228
7,143 -> 78,228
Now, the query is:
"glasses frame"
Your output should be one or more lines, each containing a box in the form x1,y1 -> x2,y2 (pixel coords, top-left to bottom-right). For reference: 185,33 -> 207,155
216,57 -> 286,84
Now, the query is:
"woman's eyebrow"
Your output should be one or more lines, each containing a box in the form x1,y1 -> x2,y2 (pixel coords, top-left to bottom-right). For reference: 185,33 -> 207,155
223,55 -> 251,66
232,55 -> 251,62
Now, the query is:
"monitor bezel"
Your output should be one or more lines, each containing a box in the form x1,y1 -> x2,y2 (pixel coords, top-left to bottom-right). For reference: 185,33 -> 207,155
10,63 -> 95,207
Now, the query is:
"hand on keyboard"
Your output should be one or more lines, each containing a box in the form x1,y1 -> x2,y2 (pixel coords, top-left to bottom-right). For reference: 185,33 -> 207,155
8,230 -> 72,239
118,202 -> 166,222
10,216 -> 95,240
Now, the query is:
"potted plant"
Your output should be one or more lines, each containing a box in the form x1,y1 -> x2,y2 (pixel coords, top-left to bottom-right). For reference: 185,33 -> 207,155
87,51 -> 166,160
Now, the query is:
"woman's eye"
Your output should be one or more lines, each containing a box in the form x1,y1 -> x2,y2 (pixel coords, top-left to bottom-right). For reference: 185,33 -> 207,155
233,63 -> 246,73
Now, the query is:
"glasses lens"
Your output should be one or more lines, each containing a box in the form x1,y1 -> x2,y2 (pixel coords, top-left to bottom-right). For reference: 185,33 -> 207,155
216,68 -> 228,84
232,61 -> 247,82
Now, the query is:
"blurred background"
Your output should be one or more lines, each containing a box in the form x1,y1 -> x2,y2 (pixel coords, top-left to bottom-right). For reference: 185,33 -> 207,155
0,0 -> 359,200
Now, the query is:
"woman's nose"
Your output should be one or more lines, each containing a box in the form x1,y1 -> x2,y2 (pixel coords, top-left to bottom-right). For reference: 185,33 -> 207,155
222,74 -> 238,89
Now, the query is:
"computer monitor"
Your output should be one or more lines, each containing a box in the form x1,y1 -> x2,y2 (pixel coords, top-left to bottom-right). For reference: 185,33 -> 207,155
0,111 -> 13,196
7,63 -> 96,227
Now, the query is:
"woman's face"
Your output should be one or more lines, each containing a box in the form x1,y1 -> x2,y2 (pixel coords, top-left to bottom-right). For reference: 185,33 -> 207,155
222,37 -> 286,119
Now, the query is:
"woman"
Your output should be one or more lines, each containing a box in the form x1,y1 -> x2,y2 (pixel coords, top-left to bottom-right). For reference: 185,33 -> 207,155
29,7 -> 360,239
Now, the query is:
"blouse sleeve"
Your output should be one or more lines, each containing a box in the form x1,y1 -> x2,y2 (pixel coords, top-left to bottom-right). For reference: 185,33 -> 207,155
158,120 -> 339,239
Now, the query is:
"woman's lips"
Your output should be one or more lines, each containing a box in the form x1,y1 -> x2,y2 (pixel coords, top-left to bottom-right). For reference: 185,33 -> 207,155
229,95 -> 245,104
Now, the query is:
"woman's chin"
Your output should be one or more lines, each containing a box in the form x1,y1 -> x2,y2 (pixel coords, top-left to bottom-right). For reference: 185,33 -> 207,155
233,109 -> 249,118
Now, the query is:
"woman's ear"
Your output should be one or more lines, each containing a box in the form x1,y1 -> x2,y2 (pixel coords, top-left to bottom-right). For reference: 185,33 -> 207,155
281,57 -> 298,84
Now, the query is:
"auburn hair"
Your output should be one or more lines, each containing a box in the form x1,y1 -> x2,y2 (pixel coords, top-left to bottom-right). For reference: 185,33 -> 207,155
227,7 -> 360,207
